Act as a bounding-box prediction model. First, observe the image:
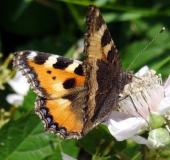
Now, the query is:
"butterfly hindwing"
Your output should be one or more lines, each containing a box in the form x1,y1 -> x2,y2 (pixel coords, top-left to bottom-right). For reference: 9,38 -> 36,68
35,91 -> 86,139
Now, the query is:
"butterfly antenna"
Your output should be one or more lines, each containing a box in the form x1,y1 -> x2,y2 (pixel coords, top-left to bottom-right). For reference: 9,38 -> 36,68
127,27 -> 165,71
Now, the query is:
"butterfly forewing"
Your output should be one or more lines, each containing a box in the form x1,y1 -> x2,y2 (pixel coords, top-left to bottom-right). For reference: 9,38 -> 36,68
82,5 -> 129,132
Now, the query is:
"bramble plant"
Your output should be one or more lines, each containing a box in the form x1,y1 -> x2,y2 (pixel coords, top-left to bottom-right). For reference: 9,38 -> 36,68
0,1 -> 170,159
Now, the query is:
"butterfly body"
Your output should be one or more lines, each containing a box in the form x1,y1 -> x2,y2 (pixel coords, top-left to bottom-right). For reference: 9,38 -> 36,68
13,5 -> 132,139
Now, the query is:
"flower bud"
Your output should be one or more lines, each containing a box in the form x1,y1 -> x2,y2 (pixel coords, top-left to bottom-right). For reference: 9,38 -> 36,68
147,128 -> 170,149
148,112 -> 165,129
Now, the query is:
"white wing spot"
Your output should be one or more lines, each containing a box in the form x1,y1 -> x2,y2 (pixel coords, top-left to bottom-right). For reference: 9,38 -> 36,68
27,51 -> 37,58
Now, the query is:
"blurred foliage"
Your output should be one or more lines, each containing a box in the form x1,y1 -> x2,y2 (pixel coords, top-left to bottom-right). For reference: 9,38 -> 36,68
0,0 -> 170,159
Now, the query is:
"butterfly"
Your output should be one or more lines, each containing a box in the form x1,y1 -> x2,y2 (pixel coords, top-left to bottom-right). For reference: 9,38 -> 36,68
13,5 -> 132,139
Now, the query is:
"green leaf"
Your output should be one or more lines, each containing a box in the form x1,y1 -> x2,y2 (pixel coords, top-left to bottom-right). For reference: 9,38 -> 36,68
0,108 -> 79,160
0,113 -> 58,160
78,124 -> 127,158
22,89 -> 36,111
78,124 -> 115,154
13,89 -> 36,119
44,139 -> 80,160
55,139 -> 79,159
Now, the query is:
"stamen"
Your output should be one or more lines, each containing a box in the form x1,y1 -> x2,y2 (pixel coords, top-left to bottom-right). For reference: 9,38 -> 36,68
117,70 -> 163,119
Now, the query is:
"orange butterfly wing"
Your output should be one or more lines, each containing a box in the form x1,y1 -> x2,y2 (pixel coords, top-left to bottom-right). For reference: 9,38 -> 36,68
13,50 -> 86,139
13,51 -> 85,98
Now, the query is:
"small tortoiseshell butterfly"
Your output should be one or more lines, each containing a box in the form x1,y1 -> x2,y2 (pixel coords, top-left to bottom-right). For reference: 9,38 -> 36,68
13,5 -> 132,139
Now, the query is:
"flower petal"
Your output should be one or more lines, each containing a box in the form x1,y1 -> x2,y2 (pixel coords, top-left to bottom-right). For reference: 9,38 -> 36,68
164,75 -> 170,96
8,71 -> 29,95
107,111 -> 147,141
158,96 -> 170,114
6,93 -> 24,105
132,135 -> 148,144
135,66 -> 149,76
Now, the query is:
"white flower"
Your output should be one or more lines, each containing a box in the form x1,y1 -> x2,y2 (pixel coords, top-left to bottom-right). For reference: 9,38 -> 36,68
106,66 -> 170,143
106,112 -> 147,141
164,75 -> 170,96
6,71 -> 29,105
6,94 -> 24,106
135,66 -> 149,76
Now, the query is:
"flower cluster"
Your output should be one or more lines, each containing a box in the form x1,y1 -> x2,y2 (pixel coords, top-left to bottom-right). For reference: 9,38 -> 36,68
106,67 -> 170,149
